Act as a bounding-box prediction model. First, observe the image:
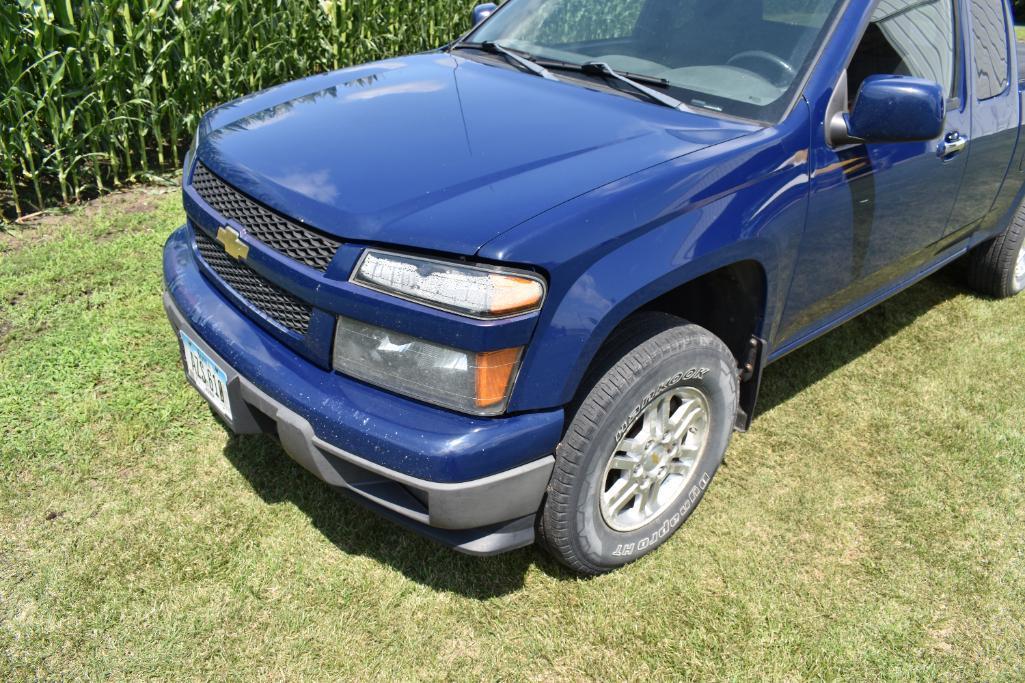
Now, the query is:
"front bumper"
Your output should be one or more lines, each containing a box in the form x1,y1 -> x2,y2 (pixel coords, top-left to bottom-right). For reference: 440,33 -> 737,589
163,225 -> 562,555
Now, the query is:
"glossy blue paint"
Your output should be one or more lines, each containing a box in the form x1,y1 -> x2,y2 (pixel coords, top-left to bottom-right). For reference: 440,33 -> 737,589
778,0 -> 973,345
483,105 -> 811,410
164,225 -> 564,483
947,0 -> 1021,235
195,53 -> 755,256
846,76 -> 946,143
166,0 -> 1025,492
186,193 -> 541,357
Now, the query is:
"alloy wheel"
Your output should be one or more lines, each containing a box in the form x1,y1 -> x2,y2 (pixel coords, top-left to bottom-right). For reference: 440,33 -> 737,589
599,387 -> 711,532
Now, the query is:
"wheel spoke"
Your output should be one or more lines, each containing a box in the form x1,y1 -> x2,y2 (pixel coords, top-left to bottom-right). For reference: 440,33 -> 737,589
634,484 -> 653,514
657,396 -> 671,432
648,476 -> 664,504
606,480 -> 639,515
668,397 -> 695,427
668,457 -> 696,475
598,386 -> 713,532
618,437 -> 647,458
645,404 -> 663,440
670,400 -> 702,441
608,454 -> 638,472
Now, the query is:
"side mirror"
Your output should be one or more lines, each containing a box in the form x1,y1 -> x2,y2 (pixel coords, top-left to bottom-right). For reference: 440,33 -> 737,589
837,75 -> 945,144
472,3 -> 497,26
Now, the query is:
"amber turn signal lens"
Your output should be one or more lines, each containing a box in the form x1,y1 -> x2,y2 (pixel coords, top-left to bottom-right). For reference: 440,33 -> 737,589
487,274 -> 545,316
475,347 -> 523,408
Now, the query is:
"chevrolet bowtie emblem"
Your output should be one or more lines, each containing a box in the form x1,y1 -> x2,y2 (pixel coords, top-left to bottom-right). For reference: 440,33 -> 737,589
216,226 -> 249,260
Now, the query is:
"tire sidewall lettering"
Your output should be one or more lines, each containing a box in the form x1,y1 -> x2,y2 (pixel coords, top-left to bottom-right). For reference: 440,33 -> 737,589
614,367 -> 710,442
578,357 -> 731,563
557,324 -> 739,572
611,471 -> 711,558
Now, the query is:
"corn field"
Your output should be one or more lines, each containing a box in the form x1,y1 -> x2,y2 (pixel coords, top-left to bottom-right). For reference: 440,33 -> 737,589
0,0 -> 470,220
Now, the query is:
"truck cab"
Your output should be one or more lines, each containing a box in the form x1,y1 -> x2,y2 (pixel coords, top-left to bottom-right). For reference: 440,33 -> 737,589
164,0 -> 1025,574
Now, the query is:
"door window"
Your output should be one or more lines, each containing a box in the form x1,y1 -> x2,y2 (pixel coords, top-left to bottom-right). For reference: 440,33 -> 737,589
848,0 -> 956,102
969,0 -> 1010,100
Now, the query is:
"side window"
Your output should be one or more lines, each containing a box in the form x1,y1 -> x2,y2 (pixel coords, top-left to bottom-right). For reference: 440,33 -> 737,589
969,0 -> 1010,100
847,0 -> 956,103
533,0 -> 646,45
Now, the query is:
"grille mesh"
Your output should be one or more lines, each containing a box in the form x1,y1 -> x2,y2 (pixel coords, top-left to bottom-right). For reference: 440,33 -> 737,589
191,163 -> 341,271
194,229 -> 313,335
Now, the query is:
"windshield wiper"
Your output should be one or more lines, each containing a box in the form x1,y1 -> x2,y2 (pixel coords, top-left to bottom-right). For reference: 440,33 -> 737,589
577,62 -> 689,111
452,41 -> 560,82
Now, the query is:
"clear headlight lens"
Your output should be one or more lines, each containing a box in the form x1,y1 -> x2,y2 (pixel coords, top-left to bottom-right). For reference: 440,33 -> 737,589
351,249 -> 545,318
333,316 -> 523,415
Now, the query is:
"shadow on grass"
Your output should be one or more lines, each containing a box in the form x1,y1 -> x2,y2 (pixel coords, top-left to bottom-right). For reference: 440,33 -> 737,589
218,268 -> 967,598
221,433 -> 575,599
755,269 -> 965,417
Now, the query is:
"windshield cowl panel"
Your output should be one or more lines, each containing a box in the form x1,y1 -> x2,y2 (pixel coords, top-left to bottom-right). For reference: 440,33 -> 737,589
467,0 -> 845,122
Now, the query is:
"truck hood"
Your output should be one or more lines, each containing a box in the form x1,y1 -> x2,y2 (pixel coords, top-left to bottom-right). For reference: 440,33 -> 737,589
196,52 -> 759,256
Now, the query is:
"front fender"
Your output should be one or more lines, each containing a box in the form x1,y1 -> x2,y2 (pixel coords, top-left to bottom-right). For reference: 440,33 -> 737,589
482,103 -> 812,412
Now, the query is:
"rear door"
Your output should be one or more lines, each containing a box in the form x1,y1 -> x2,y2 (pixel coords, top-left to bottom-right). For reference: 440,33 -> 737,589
945,0 -> 1019,235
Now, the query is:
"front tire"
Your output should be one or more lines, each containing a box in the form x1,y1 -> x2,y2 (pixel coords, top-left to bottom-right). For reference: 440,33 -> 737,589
539,313 -> 739,575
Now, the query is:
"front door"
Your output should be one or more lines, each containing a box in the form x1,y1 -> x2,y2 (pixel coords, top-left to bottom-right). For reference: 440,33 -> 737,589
778,0 -> 969,345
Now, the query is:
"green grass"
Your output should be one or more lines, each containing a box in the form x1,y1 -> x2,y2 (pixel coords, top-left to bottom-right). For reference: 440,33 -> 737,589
2,193 -> 1024,680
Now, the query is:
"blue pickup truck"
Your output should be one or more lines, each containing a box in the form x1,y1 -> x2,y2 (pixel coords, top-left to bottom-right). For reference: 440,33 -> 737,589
164,0 -> 1025,574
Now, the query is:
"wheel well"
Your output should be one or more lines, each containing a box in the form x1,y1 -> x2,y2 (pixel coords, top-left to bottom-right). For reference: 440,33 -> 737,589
643,260 -> 767,364
632,260 -> 768,431
569,260 -> 769,431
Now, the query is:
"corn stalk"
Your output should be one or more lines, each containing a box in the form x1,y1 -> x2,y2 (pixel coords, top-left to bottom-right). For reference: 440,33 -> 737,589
1,0 -> 469,220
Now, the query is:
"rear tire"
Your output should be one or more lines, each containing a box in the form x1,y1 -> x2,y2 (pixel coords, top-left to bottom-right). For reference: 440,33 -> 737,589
538,313 -> 739,575
964,197 -> 1025,298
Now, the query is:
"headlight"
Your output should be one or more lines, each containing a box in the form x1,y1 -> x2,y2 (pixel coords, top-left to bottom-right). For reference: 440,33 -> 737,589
351,249 -> 545,319
333,316 -> 522,415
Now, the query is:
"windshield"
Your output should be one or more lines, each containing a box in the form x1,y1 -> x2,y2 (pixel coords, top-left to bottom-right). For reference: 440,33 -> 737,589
467,0 -> 845,121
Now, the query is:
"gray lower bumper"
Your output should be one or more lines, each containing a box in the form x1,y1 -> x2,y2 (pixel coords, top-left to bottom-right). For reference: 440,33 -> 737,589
165,292 -> 554,556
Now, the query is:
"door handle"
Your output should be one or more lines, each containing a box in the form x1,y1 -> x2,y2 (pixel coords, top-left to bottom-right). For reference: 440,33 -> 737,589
937,131 -> 968,158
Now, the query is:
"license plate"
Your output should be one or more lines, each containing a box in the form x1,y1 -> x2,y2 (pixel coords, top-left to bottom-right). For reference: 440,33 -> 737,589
180,330 -> 233,420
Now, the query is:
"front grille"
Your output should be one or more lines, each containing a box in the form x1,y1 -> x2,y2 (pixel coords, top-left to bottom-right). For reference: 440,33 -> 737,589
191,163 -> 341,271
194,229 -> 313,335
